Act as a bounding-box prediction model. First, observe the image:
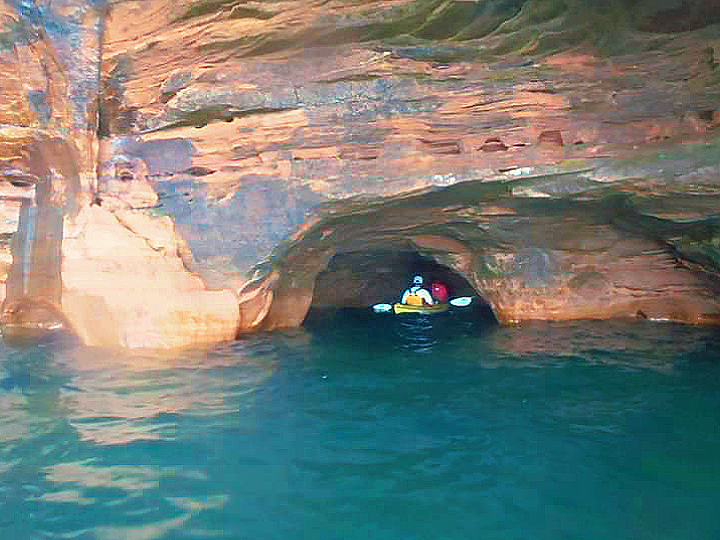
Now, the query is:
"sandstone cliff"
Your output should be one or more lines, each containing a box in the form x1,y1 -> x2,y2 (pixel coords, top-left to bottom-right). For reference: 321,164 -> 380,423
2,0 -> 719,347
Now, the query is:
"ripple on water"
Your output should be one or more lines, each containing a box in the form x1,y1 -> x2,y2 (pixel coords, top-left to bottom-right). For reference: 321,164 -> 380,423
0,319 -> 718,539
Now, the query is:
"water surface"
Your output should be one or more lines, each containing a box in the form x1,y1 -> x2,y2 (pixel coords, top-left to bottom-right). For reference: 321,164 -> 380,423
1,311 -> 719,539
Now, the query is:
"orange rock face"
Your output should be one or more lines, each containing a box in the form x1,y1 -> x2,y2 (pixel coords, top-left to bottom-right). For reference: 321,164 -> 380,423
3,0 -> 720,347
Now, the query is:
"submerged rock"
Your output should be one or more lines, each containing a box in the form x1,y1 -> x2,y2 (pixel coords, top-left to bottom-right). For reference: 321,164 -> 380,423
0,297 -> 71,345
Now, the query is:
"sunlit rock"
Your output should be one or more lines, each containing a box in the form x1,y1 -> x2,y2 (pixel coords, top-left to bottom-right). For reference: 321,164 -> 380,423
61,204 -> 240,348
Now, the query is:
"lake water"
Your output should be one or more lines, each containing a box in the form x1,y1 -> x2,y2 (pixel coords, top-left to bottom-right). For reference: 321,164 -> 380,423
1,308 -> 719,540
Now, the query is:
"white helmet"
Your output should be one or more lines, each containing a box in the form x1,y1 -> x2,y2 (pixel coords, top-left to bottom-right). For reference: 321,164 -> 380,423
413,275 -> 423,285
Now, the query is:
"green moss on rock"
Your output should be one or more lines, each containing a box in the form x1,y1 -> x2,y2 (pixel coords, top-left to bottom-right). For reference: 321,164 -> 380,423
176,0 -> 273,22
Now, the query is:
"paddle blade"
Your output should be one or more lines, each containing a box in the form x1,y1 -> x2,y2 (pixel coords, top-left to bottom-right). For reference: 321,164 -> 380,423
372,303 -> 393,313
449,296 -> 473,307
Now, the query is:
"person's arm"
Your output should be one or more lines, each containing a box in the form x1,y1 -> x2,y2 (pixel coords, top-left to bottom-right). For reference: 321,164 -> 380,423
420,289 -> 433,305
401,289 -> 409,303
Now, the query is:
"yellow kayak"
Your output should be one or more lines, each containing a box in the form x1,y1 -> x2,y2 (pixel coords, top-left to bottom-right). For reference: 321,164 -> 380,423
393,303 -> 449,315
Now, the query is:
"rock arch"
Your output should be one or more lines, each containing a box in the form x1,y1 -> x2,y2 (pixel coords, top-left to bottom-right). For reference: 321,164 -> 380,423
242,184 -> 498,331
239,178 -> 720,333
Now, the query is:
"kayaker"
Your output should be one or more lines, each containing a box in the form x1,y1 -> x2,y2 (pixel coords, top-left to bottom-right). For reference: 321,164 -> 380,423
401,275 -> 434,306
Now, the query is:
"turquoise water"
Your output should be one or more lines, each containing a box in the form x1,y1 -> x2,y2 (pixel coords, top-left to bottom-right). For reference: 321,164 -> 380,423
1,310 -> 719,540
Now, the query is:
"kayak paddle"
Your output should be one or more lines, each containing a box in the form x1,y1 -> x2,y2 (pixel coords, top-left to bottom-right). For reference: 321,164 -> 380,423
372,297 -> 473,312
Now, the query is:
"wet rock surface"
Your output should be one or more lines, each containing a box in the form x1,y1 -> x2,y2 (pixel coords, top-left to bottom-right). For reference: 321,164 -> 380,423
3,0 -> 720,345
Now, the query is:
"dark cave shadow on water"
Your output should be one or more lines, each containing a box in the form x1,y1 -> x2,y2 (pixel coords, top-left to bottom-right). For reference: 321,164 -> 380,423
303,303 -> 497,354
395,314 -> 437,354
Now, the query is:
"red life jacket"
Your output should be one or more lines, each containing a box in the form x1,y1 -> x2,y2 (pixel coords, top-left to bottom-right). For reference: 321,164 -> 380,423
431,283 -> 448,304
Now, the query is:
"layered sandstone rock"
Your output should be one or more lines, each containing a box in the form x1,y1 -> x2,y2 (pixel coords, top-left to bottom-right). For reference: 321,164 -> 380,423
3,0 -> 720,347
259,156 -> 720,327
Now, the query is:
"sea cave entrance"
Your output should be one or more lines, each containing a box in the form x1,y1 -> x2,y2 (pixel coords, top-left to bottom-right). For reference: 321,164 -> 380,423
303,249 -> 496,327
257,183 -> 505,332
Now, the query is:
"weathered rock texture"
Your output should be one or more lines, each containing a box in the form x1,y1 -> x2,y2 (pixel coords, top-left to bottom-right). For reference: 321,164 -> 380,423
2,0 -> 720,346
62,203 -> 240,348
263,163 -> 720,327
